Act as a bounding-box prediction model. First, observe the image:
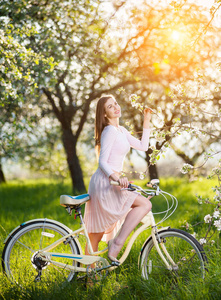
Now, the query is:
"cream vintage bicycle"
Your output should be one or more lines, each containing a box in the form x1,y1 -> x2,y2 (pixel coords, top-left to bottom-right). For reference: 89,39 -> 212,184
2,179 -> 207,287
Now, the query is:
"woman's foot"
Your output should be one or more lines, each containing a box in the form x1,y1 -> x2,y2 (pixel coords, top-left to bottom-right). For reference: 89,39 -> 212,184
108,239 -> 123,265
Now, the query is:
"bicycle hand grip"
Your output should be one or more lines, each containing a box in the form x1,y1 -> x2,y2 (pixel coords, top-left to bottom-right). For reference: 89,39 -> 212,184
110,180 -> 120,186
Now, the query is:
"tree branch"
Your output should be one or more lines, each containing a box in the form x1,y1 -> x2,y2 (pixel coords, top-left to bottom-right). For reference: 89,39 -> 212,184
42,88 -> 62,122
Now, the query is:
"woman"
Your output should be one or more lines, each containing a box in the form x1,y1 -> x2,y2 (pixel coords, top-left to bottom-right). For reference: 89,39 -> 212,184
84,94 -> 152,264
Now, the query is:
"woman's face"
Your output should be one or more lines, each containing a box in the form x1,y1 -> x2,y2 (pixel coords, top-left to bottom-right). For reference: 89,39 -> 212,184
104,97 -> 121,120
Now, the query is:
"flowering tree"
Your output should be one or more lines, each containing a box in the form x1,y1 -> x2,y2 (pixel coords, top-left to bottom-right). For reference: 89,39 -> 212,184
0,20 -> 55,183
1,0 -> 221,195
108,0 -> 221,180
0,0 -> 140,190
108,1 -> 221,248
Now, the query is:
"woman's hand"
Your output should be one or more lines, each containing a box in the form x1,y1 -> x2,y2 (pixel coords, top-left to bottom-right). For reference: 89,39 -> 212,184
109,173 -> 129,188
118,177 -> 129,188
144,108 -> 152,122
143,107 -> 152,129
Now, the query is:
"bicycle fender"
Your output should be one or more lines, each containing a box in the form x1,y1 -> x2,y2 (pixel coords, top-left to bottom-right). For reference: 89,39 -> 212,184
138,226 -> 170,267
3,218 -> 83,255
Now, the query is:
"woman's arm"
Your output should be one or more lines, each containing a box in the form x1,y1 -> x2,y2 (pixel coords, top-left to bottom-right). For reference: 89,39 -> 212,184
143,108 -> 152,129
99,126 -> 130,188
121,108 -> 152,151
121,127 -> 151,151
98,126 -> 117,177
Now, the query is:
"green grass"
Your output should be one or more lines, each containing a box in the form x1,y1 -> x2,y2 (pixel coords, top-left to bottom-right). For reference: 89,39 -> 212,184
0,177 -> 221,300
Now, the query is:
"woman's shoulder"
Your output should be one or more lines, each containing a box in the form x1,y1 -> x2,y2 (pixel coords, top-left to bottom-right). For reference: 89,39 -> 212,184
119,125 -> 126,130
101,125 -> 118,137
119,125 -> 128,133
103,124 -> 116,131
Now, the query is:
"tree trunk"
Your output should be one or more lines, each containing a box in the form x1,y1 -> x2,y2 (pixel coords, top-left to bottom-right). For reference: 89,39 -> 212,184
62,128 -> 86,193
145,150 -> 159,180
148,164 -> 159,180
0,161 -> 6,184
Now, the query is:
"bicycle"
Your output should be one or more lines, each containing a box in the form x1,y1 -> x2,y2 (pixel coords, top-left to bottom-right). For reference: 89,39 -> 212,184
2,179 -> 207,287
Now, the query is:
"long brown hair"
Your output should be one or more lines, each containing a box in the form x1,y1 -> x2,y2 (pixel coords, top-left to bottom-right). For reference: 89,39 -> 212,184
95,95 -> 114,157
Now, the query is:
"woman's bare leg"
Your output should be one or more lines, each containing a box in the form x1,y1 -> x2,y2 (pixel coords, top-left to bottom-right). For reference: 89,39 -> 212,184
85,232 -> 104,255
108,195 -> 152,259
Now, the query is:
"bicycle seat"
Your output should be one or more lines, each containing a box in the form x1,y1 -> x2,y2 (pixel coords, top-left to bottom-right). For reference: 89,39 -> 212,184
60,194 -> 90,208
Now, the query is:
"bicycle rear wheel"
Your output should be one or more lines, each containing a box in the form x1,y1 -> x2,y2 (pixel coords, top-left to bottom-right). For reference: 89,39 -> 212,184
2,220 -> 80,287
139,228 -> 207,281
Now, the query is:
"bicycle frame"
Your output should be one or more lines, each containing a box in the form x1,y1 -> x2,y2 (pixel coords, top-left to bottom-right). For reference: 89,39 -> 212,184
37,209 -> 177,273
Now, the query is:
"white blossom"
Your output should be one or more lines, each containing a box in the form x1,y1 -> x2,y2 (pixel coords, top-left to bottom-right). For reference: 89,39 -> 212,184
214,190 -> 221,201
185,222 -> 189,230
217,190 -> 221,197
204,214 -> 212,223
129,94 -> 138,102
155,134 -> 165,143
180,163 -> 193,174
214,219 -> 221,231
139,173 -> 144,180
213,210 -> 220,219
131,101 -> 137,108
199,238 -> 206,245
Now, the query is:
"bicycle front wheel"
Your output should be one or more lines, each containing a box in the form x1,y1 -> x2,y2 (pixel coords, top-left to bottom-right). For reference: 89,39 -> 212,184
139,228 -> 207,281
2,220 -> 81,287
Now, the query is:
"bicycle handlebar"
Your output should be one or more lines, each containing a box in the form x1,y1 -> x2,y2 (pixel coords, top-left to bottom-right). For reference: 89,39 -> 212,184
110,178 -> 178,224
110,178 -> 160,191
110,180 -> 120,186
110,179 -> 160,197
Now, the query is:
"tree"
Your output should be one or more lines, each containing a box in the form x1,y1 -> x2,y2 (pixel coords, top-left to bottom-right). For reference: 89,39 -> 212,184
1,0 -> 220,189
0,0 -> 153,191
0,19 -> 54,183
109,0 -> 221,179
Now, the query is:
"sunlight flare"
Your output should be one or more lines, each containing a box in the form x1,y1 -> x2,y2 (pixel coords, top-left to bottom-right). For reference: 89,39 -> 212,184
171,30 -> 181,41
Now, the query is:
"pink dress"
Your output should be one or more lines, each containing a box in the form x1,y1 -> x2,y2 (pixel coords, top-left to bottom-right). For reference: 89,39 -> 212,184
84,125 -> 151,241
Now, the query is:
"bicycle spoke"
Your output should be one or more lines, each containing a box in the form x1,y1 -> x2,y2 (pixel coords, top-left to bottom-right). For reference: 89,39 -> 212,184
140,229 -> 207,281
14,239 -> 35,253
2,221 -> 80,287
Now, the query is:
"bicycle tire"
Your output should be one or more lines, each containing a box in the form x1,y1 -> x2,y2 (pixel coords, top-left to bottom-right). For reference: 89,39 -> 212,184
139,228 -> 207,281
2,220 -> 81,287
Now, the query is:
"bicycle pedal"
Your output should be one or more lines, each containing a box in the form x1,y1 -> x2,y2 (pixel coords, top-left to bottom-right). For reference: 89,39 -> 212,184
111,261 -> 120,267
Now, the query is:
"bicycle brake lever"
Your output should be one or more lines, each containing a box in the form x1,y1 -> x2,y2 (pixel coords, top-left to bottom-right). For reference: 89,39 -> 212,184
120,187 -> 136,191
156,186 -> 160,196
120,183 -> 135,191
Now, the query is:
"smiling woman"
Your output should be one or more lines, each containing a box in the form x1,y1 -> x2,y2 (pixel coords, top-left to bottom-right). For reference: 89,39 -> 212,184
83,94 -> 152,264
104,98 -> 122,120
